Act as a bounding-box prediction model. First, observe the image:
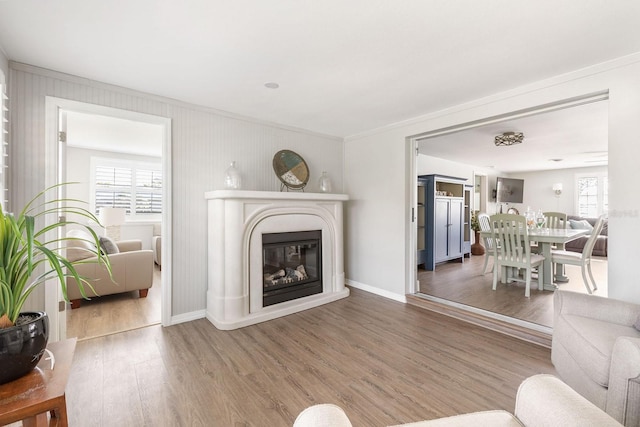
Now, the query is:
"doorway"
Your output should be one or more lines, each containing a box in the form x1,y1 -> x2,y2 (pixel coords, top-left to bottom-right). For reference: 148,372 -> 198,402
44,97 -> 172,341
410,93 -> 609,330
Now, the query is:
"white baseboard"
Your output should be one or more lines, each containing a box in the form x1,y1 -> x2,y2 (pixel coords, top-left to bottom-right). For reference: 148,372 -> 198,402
168,283 -> 406,326
345,279 -> 407,303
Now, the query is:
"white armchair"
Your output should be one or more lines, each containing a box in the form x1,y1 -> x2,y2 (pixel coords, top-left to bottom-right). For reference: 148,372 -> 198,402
552,290 -> 640,426
153,235 -> 162,268
293,375 -> 622,427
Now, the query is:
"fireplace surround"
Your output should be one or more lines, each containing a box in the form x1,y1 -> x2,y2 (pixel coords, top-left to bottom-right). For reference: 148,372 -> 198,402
205,190 -> 349,330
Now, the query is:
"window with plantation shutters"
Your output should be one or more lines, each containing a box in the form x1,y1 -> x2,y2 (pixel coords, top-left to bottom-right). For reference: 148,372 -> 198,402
134,168 -> 162,214
92,158 -> 162,219
95,166 -> 132,213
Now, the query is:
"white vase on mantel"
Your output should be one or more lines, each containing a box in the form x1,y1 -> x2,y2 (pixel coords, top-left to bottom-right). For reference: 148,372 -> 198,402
224,161 -> 242,190
318,171 -> 332,193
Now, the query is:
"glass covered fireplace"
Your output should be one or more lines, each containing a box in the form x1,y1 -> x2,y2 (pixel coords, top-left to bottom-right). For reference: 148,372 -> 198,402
262,230 -> 322,307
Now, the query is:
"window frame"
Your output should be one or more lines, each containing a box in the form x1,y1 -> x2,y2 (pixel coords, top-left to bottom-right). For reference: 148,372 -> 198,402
90,156 -> 162,221
575,172 -> 608,217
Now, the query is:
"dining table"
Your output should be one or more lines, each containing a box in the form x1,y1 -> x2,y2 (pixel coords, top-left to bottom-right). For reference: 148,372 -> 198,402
481,227 -> 589,290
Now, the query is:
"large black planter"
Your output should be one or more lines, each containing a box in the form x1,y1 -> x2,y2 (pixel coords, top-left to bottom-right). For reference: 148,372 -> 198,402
0,311 -> 49,384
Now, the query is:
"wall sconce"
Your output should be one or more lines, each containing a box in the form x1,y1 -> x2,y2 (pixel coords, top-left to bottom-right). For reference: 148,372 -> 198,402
552,183 -> 563,197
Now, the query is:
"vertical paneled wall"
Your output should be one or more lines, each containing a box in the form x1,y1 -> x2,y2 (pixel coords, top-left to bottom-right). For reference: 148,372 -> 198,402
9,62 -> 344,318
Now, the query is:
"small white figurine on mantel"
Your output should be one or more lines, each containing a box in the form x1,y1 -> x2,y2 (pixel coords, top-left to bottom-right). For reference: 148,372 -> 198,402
318,171 -> 332,193
224,161 -> 242,189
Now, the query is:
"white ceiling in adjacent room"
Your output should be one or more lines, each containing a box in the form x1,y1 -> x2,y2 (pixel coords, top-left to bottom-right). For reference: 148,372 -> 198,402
65,112 -> 163,157
418,100 -> 608,173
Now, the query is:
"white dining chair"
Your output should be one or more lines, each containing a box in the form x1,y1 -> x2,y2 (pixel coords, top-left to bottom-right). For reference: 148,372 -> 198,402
477,213 -> 496,274
543,211 -> 567,230
490,214 -> 545,298
551,215 -> 605,294
532,211 -> 568,255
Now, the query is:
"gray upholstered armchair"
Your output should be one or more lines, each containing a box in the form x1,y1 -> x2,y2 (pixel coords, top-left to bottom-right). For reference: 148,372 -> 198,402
552,290 -> 640,426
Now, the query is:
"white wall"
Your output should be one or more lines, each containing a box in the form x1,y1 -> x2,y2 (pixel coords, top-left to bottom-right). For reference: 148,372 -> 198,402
417,154 -> 501,214
0,48 -> 7,80
345,53 -> 640,304
419,155 -> 609,217
8,62 -> 344,318
511,166 -> 608,216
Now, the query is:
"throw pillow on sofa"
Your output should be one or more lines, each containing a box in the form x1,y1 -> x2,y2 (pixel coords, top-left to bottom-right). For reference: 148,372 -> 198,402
99,236 -> 120,254
569,219 -> 594,231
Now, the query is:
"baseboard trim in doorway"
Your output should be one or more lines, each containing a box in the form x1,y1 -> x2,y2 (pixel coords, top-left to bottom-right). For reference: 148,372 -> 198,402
406,293 -> 552,348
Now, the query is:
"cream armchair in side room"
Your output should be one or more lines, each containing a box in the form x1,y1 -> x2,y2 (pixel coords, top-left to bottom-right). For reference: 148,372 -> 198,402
552,290 -> 640,426
152,235 -> 161,269
65,229 -> 154,308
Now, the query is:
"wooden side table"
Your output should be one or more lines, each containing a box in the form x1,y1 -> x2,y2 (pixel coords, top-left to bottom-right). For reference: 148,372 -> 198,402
0,338 -> 77,427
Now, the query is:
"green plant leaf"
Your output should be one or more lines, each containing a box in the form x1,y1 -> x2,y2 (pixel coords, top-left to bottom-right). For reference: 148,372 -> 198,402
0,183 -> 113,327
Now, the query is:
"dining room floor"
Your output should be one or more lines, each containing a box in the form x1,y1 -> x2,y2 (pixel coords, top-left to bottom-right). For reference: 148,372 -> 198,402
417,253 -> 608,328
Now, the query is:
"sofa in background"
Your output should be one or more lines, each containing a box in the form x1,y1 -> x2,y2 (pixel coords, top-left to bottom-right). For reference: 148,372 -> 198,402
552,290 -> 640,426
293,374 -> 622,427
565,214 -> 608,256
66,229 -> 154,308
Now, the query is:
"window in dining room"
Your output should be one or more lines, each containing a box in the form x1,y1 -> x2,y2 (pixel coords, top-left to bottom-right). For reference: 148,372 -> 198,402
576,173 -> 608,217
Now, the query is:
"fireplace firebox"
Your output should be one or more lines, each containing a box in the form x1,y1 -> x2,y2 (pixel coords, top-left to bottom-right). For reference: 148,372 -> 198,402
262,230 -> 322,307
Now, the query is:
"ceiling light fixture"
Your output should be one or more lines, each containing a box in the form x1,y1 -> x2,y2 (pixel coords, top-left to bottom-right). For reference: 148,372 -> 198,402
264,82 -> 280,89
494,131 -> 524,146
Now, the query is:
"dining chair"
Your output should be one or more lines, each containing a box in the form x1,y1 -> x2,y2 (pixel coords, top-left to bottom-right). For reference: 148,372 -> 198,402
540,211 -> 568,277
543,211 -> 567,230
477,213 -> 496,274
489,214 -> 545,298
551,215 -> 605,294
532,211 -> 568,252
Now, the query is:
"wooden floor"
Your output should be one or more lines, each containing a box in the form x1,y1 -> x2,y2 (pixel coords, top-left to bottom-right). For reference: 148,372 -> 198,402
418,253 -> 608,328
64,288 -> 555,426
66,265 -> 162,340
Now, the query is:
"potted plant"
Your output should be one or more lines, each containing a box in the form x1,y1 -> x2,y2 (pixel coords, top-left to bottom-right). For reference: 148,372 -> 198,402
0,184 -> 110,384
470,210 -> 485,256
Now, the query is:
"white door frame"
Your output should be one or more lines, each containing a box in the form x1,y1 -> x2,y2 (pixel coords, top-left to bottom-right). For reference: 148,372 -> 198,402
406,92 -> 609,299
406,137 -> 418,294
44,97 -> 172,341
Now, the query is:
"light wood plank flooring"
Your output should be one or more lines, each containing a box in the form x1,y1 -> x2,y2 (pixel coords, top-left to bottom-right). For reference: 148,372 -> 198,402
66,265 -> 162,340
418,253 -> 608,328
65,288 -> 555,426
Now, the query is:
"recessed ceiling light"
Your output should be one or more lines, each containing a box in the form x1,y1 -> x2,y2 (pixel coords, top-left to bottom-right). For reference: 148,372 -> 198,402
264,82 -> 279,89
549,158 -> 563,162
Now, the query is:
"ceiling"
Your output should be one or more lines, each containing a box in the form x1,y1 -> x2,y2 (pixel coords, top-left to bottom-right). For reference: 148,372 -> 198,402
0,2 -> 638,151
66,111 -> 163,157
418,99 -> 609,173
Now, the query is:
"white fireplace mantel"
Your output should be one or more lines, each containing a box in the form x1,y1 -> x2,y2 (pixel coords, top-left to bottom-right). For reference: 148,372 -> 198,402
205,190 -> 350,330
